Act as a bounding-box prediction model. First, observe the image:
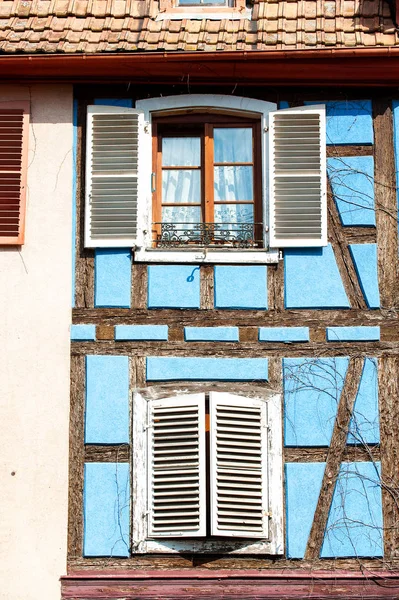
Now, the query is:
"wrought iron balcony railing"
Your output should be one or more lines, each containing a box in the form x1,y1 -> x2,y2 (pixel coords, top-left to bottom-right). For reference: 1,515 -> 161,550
153,222 -> 263,248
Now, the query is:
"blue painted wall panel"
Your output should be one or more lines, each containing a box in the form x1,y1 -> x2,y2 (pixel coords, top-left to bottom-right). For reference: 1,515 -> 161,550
214,266 -> 267,309
327,156 -> 375,226
349,244 -> 380,309
94,99 -> 133,107
148,265 -> 200,309
147,357 -> 268,381
348,358 -> 380,445
285,462 -> 326,558
71,324 -> 96,341
284,245 -> 350,309
83,462 -> 130,557
184,327 -> 239,342
284,357 -> 349,447
321,462 -> 383,558
94,249 -> 131,308
305,100 -> 373,145
85,355 -> 129,444
115,325 -> 168,341
259,327 -> 309,343
326,326 -> 380,342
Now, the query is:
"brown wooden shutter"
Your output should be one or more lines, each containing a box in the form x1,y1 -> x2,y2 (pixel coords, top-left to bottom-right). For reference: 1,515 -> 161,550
0,102 -> 29,245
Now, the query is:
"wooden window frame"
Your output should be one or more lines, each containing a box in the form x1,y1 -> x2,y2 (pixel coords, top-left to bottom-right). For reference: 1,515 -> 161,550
132,389 -> 284,555
0,101 -> 29,246
151,113 -> 263,248
158,0 -> 249,19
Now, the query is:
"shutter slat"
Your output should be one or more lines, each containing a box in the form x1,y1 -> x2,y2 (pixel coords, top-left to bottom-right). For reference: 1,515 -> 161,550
269,105 -> 327,247
148,394 -> 206,538
210,392 -> 269,539
0,105 -> 28,245
85,105 -> 143,247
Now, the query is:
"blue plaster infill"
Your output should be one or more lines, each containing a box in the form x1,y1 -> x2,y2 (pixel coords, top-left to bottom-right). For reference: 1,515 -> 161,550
214,266 -> 267,310
284,245 -> 350,309
85,355 -> 129,444
284,357 -> 349,447
349,244 -> 380,309
94,99 -> 133,108
327,156 -> 376,227
115,325 -> 168,341
184,327 -> 239,342
348,358 -> 380,445
94,249 -> 131,308
305,100 -> 373,145
146,357 -> 268,381
326,326 -> 380,342
72,98 -> 78,308
285,462 -> 326,559
321,462 -> 383,558
148,265 -> 200,309
393,101 -> 399,248
83,462 -> 130,557
71,324 -> 96,341
259,327 -> 309,343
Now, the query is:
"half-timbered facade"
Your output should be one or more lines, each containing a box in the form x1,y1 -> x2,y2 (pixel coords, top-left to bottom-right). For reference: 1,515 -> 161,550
2,1 -> 399,599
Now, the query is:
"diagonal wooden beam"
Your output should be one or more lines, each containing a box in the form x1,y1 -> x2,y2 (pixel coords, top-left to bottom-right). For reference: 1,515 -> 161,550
327,180 -> 368,309
304,357 -> 364,559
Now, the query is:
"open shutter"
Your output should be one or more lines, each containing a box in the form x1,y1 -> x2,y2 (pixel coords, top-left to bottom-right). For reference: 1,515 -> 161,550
209,392 -> 269,539
85,105 -> 144,248
148,394 -> 206,538
0,102 -> 29,245
269,105 -> 327,247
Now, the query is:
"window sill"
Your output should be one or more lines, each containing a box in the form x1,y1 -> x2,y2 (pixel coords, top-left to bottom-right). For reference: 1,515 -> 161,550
134,248 -> 279,264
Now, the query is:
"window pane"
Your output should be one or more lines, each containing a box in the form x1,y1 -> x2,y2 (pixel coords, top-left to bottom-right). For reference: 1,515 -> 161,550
214,204 -> 254,225
163,137 -> 201,167
214,166 -> 253,201
162,206 -> 201,227
214,128 -> 252,163
163,170 -> 201,204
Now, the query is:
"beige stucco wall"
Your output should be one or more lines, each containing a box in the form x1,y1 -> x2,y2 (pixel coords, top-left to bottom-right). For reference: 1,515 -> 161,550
0,85 -> 73,600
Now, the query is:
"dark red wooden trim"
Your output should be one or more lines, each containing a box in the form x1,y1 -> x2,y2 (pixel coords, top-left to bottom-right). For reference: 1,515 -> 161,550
3,48 -> 399,86
62,569 -> 399,599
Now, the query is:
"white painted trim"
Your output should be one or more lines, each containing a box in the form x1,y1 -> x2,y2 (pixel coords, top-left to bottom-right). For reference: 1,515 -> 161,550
135,94 -> 277,261
156,8 -> 251,19
134,248 -> 279,264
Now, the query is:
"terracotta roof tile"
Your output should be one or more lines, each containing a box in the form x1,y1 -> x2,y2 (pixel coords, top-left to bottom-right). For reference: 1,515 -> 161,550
0,0 -> 396,54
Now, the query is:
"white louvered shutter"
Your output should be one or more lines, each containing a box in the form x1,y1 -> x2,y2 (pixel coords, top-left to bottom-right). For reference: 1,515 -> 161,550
269,105 -> 327,247
85,105 -> 144,248
209,392 -> 269,538
148,394 -> 206,538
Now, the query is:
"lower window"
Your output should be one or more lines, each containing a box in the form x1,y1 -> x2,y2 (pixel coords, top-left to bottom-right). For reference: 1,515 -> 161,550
132,390 -> 283,554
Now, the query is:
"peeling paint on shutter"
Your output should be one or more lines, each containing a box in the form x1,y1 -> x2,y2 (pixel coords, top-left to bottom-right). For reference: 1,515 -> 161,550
148,394 -> 206,537
0,102 -> 29,245
269,105 -> 327,247
209,392 -> 269,538
85,105 -> 143,248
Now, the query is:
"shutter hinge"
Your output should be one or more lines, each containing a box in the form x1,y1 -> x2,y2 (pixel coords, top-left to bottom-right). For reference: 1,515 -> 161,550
144,122 -> 150,134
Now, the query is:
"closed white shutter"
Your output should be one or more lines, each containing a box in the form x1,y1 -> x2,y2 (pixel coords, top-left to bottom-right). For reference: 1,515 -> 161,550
209,392 -> 269,538
148,394 -> 206,537
269,105 -> 327,247
85,105 -> 144,248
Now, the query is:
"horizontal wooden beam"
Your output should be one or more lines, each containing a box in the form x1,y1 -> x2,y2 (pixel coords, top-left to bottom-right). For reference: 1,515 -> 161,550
62,569 -> 399,599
